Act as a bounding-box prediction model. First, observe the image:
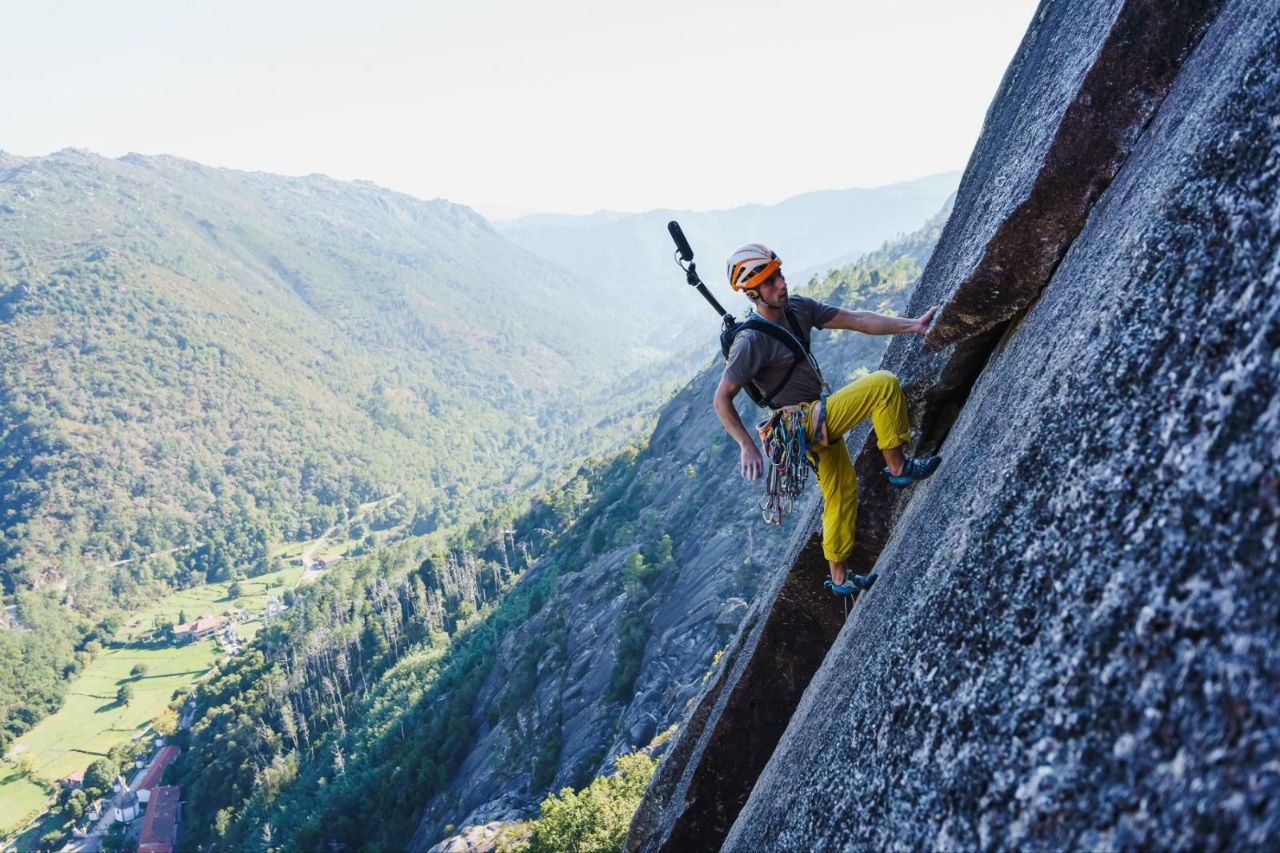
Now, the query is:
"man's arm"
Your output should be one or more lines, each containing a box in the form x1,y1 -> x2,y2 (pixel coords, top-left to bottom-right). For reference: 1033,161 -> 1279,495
713,377 -> 764,480
823,305 -> 937,335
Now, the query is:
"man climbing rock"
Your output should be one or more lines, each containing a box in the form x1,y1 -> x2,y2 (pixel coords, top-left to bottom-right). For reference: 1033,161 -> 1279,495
712,243 -> 941,595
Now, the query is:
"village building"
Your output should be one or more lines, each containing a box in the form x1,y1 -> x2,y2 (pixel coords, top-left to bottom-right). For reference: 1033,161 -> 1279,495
137,785 -> 181,853
216,624 -> 242,656
172,614 -> 227,643
114,788 -> 139,823
135,745 -> 181,802
263,595 -> 287,620
305,554 -> 343,570
58,768 -> 85,789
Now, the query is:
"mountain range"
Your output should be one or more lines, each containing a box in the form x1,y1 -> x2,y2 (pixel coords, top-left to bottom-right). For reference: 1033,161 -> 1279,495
495,171 -> 959,346
0,149 -> 651,597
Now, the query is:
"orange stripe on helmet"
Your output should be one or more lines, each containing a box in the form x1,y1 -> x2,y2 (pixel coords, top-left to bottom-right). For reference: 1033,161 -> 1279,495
727,243 -> 782,292
730,257 -> 781,292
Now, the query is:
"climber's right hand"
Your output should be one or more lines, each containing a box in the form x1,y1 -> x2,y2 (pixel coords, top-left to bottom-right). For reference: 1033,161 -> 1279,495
740,443 -> 764,480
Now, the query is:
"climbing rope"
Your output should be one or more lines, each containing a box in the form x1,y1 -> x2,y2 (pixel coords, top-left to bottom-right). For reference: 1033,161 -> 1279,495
755,401 -> 822,525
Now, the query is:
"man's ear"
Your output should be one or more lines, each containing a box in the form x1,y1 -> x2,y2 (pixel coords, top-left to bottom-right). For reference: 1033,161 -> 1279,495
745,289 -> 759,301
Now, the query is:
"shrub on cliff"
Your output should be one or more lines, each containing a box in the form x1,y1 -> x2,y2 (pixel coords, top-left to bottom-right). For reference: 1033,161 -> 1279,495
524,749 -> 656,853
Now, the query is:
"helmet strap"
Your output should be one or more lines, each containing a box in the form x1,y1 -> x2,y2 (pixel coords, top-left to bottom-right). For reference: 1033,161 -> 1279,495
745,289 -> 785,310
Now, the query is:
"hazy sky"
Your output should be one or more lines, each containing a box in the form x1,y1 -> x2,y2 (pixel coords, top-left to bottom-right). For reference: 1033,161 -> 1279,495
2,0 -> 1039,216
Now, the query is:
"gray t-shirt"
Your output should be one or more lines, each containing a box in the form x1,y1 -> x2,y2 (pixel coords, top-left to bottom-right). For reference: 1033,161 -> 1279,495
722,295 -> 840,407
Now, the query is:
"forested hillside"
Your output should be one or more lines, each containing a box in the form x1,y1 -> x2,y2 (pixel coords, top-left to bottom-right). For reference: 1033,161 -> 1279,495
0,150 -> 660,596
0,148 -> 685,755
168,202 -> 951,852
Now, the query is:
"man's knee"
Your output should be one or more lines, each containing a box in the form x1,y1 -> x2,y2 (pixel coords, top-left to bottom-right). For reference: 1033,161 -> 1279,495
869,370 -> 901,391
866,370 -> 905,405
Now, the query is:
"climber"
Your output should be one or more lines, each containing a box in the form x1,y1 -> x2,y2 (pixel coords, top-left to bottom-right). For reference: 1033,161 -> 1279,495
712,243 -> 941,596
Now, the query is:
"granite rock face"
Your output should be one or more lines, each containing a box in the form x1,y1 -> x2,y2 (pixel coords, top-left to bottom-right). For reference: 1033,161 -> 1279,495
922,0 -> 1220,351
725,0 -> 1280,848
626,1 -> 1257,849
849,0 -> 1221,578
627,509 -> 845,852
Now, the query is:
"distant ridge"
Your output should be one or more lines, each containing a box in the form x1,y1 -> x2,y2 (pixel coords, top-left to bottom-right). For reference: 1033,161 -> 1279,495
493,171 -> 960,345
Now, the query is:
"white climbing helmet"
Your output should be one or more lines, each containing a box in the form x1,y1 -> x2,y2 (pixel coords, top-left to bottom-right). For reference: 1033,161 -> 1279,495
726,244 -> 781,294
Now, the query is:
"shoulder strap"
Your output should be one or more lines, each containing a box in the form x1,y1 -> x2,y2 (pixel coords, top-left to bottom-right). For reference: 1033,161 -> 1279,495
721,318 -> 811,409
738,317 -> 807,361
782,306 -> 811,353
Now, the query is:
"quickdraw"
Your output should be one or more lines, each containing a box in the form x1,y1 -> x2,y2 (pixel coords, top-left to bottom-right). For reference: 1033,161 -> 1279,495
756,399 -> 824,525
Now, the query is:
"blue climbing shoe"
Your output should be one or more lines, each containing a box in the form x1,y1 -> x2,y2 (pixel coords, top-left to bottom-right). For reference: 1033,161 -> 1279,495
883,455 -> 941,487
824,572 -> 877,595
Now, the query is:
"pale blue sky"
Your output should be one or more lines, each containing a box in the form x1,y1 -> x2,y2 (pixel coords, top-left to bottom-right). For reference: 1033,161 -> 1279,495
1,0 -> 1040,216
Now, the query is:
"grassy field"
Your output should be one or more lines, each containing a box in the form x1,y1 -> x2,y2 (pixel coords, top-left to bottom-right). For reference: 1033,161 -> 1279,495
0,766 -> 48,842
10,638 -> 218,784
0,566 -> 304,837
118,565 -> 304,642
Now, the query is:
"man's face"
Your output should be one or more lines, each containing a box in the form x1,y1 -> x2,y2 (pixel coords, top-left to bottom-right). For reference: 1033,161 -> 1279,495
756,271 -> 788,306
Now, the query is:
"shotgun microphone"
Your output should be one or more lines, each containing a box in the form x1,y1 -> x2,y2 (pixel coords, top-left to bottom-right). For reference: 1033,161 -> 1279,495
667,220 -> 694,262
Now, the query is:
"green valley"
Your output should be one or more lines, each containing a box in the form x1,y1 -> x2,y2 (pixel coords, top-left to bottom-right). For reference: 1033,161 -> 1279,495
0,148 -> 678,758
0,149 -> 662,598
0,565 -> 302,840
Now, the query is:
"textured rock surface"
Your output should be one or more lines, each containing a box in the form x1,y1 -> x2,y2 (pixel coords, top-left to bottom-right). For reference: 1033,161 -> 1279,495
626,2 -> 1237,849
726,0 -> 1280,848
627,510 -> 846,852
849,0 -> 1220,577
427,819 -> 523,853
922,0 -> 1220,351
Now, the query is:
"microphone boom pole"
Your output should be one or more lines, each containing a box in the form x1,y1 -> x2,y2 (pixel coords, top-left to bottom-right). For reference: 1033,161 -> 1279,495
667,220 -> 734,330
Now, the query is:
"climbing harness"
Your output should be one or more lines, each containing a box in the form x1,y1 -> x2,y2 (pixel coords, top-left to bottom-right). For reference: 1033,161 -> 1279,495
755,398 -> 824,525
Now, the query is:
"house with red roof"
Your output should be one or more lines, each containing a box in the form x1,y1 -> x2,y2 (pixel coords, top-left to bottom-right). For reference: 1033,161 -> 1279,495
136,745 -> 180,802
58,768 -> 85,789
172,614 -> 226,643
137,785 -> 181,853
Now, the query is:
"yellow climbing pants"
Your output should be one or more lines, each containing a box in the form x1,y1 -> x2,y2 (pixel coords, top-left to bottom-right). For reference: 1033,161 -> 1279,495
808,370 -> 911,563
